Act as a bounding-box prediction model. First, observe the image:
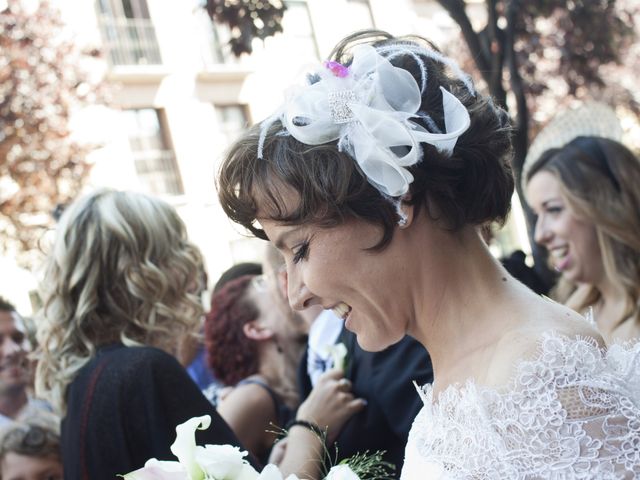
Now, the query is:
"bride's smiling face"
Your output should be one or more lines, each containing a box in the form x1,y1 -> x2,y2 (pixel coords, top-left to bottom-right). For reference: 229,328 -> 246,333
259,211 -> 413,352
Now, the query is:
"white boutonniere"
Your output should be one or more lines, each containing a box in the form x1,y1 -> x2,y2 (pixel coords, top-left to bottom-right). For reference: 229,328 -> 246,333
321,342 -> 348,372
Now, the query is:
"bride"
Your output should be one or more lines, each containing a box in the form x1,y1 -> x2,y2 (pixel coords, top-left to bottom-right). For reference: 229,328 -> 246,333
217,30 -> 640,479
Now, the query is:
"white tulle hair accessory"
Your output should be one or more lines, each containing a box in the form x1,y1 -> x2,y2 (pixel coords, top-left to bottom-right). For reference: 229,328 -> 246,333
257,43 -> 472,198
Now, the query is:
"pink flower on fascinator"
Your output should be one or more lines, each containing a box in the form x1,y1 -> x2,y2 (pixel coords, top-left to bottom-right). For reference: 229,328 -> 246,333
324,60 -> 350,78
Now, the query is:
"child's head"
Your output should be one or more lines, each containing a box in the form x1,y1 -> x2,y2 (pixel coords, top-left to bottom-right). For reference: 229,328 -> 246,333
0,414 -> 62,480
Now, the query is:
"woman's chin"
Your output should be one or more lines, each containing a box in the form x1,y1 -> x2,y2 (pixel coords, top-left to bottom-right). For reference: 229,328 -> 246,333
353,332 -> 396,353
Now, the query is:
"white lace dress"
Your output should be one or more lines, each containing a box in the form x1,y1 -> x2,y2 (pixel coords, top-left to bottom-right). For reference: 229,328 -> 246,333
401,333 -> 640,479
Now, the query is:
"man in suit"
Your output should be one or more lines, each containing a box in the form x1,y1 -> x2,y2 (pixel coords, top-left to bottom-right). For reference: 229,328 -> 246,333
298,310 -> 433,477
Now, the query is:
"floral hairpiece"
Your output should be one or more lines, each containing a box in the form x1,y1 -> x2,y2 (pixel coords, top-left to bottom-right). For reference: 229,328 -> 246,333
258,44 -> 472,198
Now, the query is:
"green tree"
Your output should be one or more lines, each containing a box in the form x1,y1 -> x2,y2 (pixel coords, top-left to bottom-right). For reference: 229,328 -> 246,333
0,0 -> 103,266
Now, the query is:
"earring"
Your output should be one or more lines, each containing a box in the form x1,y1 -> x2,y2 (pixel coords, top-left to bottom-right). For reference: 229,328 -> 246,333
391,196 -> 409,227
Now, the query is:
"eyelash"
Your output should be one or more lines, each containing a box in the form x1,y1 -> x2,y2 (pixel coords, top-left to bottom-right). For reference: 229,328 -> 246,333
546,206 -> 563,214
292,240 -> 310,264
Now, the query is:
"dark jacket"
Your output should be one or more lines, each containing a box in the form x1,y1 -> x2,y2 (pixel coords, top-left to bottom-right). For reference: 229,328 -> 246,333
298,329 -> 433,478
62,344 -> 251,480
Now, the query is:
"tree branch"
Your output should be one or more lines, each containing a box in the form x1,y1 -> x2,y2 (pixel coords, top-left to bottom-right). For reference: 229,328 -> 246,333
504,0 -> 527,177
437,0 -> 492,85
505,0 -> 554,288
486,0 -> 507,107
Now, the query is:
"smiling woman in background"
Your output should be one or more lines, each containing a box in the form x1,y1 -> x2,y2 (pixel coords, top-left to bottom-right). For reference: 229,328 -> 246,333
526,135 -> 640,345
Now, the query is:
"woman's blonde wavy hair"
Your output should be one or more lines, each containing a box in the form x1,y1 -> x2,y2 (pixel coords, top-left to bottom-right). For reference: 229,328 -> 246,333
526,137 -> 640,330
36,189 -> 204,413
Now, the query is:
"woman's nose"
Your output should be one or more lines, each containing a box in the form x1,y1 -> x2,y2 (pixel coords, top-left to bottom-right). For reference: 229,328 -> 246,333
287,270 -> 317,311
534,216 -> 552,246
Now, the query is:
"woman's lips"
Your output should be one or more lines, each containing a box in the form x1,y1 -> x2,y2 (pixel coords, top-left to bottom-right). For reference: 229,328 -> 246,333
550,246 -> 571,271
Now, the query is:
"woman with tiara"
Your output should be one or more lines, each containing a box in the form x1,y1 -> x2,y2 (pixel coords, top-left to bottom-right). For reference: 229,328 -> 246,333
218,31 -> 640,479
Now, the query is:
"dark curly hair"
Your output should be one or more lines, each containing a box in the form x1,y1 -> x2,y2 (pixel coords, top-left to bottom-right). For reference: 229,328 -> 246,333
205,275 -> 259,386
217,30 -> 514,249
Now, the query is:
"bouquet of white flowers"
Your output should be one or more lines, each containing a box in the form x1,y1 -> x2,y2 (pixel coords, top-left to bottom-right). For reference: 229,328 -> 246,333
121,415 -> 392,480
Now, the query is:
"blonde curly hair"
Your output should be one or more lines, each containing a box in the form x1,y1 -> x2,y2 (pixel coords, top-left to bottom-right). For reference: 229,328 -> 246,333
36,189 -> 204,413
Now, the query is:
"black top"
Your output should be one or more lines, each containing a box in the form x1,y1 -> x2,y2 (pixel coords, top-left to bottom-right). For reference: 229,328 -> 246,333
62,344 -> 251,480
236,378 -> 295,429
298,329 -> 434,478
236,377 -> 295,465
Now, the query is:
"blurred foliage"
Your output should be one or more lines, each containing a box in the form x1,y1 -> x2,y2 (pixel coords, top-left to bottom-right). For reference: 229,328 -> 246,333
0,0 -> 104,267
515,0 -> 637,102
438,0 -> 638,283
204,0 -> 286,56
438,0 -> 637,159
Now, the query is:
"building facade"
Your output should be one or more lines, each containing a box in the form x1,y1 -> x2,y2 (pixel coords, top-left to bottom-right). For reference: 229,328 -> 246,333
3,0 -> 530,312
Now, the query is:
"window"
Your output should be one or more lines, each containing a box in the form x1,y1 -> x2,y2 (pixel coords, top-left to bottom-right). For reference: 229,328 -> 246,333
208,22 -> 235,64
193,1 -> 237,66
122,108 -> 184,195
282,1 -> 319,60
345,0 -> 375,29
96,0 -> 162,66
215,105 -> 250,146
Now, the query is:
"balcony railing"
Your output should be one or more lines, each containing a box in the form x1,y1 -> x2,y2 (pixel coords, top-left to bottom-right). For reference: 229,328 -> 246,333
98,16 -> 162,66
132,149 -> 183,195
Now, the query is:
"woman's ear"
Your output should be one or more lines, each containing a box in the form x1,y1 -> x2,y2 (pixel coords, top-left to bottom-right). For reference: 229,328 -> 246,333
397,194 -> 415,229
242,321 -> 274,341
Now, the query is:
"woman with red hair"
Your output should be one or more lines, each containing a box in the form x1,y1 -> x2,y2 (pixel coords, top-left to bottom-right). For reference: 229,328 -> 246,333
205,274 -> 308,464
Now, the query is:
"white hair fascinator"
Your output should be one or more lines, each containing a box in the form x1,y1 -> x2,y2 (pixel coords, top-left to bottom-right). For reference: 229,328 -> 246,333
258,44 -> 472,197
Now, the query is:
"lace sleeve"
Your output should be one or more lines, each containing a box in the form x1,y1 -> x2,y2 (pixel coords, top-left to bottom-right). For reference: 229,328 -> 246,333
403,334 -> 640,480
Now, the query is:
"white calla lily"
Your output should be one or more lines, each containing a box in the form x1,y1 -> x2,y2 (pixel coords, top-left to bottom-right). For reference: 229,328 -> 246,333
169,415 -> 212,480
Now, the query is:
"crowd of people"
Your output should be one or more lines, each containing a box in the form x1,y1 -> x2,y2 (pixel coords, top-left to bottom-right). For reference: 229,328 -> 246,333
1,29 -> 639,480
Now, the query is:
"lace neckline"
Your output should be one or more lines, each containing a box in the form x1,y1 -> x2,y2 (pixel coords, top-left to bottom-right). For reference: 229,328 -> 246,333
404,330 -> 640,479
415,331 -> 610,407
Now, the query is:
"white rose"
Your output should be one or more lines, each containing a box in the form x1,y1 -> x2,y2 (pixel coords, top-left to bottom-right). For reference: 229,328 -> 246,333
195,444 -> 257,480
325,465 -> 360,480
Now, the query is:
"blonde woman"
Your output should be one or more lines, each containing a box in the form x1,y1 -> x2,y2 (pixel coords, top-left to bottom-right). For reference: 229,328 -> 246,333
36,190 -> 248,480
526,136 -> 640,345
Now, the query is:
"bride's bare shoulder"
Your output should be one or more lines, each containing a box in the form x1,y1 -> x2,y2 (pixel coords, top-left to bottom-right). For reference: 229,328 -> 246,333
524,295 -> 603,345
484,297 -> 604,387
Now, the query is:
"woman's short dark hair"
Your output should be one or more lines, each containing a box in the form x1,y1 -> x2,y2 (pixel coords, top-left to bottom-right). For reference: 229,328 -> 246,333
218,30 -> 514,249
205,275 -> 260,386
213,263 -> 263,293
